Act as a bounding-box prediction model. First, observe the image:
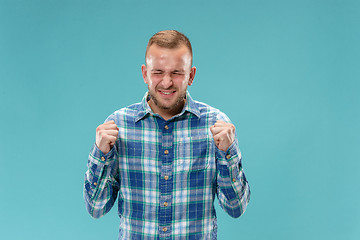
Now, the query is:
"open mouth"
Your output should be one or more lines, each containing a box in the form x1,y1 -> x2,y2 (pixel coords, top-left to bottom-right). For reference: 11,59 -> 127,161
159,90 -> 176,96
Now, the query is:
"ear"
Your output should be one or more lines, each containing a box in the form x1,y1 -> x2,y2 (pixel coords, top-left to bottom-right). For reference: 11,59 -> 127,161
188,66 -> 196,86
141,64 -> 148,84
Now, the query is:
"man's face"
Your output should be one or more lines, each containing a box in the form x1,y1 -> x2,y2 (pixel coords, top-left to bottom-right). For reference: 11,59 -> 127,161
141,44 -> 196,116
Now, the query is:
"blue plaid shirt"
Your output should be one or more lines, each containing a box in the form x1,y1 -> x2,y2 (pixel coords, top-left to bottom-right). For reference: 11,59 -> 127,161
84,92 -> 250,239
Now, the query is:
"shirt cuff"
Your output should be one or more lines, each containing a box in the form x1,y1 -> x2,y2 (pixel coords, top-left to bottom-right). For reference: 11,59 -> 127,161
215,140 -> 241,166
89,143 -> 116,165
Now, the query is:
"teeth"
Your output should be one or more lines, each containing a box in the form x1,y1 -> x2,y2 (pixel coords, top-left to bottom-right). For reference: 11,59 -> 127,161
161,91 -> 172,95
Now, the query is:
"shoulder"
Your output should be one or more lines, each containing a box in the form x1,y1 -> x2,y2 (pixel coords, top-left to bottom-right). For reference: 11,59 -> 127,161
192,99 -> 231,123
104,102 -> 143,125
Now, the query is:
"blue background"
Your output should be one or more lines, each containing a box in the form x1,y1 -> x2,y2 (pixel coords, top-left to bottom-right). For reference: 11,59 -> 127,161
1,0 -> 359,239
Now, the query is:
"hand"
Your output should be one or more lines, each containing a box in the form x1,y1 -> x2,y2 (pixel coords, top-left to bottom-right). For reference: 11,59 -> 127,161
96,120 -> 119,154
210,120 -> 235,152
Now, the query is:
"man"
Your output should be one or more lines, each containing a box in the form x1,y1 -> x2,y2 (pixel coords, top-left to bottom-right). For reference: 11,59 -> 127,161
84,30 -> 250,239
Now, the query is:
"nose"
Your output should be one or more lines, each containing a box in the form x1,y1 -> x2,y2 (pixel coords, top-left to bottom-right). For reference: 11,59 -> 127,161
161,73 -> 173,89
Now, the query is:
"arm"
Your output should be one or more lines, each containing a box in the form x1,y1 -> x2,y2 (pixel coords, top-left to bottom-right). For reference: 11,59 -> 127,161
83,120 -> 120,218
210,113 -> 250,218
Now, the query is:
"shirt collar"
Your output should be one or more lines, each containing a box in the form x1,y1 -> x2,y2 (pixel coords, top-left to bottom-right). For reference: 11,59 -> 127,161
135,91 -> 200,122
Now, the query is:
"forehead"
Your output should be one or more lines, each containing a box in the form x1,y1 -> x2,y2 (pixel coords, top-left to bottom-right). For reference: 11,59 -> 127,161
146,45 -> 192,68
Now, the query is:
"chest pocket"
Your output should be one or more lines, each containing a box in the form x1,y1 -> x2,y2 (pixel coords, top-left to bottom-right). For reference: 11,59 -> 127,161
175,135 -> 212,172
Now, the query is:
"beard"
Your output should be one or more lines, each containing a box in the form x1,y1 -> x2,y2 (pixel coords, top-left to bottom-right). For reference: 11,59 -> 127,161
148,88 -> 186,111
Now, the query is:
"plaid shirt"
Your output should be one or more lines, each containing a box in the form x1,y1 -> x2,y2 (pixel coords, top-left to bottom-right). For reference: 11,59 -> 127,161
84,92 -> 250,239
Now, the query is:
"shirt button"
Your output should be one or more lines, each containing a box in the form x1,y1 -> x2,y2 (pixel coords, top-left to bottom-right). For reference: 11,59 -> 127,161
232,178 -> 236,182
164,176 -> 169,180
163,202 -> 168,207
162,227 -> 167,232
226,154 -> 231,159
101,156 -> 105,161
93,182 -> 97,186
164,125 -> 169,130
164,150 -> 169,155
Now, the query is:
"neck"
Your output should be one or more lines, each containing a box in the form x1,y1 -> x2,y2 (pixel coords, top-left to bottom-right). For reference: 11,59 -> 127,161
148,99 -> 185,121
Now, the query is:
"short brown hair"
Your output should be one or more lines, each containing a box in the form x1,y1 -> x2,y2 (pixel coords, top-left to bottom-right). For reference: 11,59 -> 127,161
145,30 -> 193,63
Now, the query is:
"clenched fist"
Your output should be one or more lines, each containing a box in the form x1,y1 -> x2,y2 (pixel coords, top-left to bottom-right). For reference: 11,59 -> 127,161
210,120 -> 235,152
96,120 -> 119,154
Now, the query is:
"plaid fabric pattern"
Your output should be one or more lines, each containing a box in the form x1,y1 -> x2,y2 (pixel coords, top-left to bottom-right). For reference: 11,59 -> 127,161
84,92 -> 250,239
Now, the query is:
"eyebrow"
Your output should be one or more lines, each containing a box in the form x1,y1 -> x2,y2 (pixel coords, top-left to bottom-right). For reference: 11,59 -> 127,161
151,69 -> 185,73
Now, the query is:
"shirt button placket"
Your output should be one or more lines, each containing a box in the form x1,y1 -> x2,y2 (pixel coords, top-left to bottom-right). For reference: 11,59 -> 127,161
159,121 -> 173,237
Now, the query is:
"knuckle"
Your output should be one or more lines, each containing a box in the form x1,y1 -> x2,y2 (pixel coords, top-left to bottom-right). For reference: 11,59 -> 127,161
96,124 -> 105,132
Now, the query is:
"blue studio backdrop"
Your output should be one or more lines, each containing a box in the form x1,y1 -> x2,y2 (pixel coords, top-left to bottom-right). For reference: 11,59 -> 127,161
1,0 -> 359,239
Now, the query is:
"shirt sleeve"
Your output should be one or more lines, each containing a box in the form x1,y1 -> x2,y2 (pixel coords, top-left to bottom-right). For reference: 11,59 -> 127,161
83,120 -> 120,219
215,111 -> 251,218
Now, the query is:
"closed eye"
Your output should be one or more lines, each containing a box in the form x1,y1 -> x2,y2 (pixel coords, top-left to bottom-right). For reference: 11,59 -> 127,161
152,71 -> 164,75
172,71 -> 185,75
